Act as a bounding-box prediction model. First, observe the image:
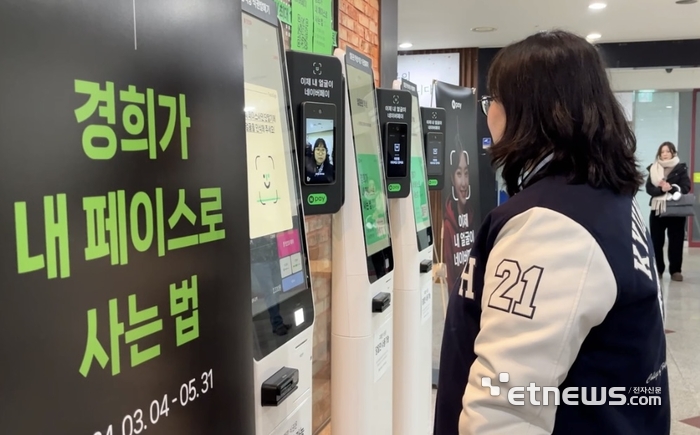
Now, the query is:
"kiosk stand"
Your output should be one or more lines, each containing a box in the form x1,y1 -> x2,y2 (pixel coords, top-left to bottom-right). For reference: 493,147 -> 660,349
332,47 -> 395,435
385,79 -> 435,435
419,106 -> 447,388
242,2 -> 315,434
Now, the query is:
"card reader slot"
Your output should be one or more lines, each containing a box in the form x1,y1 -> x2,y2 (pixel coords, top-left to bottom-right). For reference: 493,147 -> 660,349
261,367 -> 300,407
372,292 -> 391,313
419,259 -> 432,274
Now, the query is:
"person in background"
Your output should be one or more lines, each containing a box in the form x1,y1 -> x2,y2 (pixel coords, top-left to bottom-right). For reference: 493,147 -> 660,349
434,30 -> 669,435
441,140 -> 475,296
646,141 -> 691,282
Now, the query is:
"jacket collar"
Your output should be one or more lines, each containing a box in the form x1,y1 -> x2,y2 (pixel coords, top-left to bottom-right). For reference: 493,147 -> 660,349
519,153 -> 554,190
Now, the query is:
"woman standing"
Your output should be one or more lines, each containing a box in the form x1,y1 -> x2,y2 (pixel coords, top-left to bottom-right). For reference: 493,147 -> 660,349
434,30 -> 669,435
647,141 -> 691,282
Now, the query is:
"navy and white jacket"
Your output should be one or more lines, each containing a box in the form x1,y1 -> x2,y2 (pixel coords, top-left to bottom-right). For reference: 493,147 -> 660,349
434,175 -> 670,435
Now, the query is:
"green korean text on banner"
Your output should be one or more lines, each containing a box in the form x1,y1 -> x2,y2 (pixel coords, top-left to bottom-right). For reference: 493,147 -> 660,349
0,0 -> 256,432
291,0 -> 313,52
312,0 -> 333,54
357,153 -> 389,248
411,156 -> 431,231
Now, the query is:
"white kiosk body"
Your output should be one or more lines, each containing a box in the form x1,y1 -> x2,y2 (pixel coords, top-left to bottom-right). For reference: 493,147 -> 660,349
242,2 -> 315,435
389,80 -> 435,435
331,47 -> 396,435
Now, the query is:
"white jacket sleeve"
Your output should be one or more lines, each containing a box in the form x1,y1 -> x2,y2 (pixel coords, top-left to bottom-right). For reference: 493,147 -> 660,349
459,207 -> 617,435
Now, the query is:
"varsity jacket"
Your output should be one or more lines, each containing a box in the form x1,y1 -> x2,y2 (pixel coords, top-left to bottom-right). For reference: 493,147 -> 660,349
434,175 -> 670,435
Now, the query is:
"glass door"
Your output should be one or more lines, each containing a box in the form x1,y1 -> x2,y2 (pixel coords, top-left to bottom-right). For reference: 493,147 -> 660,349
690,89 -> 700,247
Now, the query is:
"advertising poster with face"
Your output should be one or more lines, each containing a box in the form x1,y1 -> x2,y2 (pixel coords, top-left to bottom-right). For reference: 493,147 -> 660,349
435,81 -> 480,295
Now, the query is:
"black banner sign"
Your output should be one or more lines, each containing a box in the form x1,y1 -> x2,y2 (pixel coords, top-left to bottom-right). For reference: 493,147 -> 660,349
434,81 -> 479,295
0,1 -> 254,434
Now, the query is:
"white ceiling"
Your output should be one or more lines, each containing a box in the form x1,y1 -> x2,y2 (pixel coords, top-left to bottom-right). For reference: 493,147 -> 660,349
398,0 -> 700,50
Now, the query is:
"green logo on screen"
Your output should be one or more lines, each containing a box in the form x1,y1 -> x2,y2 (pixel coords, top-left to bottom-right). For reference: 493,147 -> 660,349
428,179 -> 438,187
307,193 -> 327,205
388,184 -> 401,192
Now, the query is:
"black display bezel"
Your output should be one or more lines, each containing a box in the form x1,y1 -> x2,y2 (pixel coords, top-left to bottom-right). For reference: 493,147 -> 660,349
407,95 -> 433,252
415,212 -> 434,252
384,122 -> 409,179
300,101 -> 337,186
425,132 -> 445,177
241,6 -> 315,361
344,47 -> 394,283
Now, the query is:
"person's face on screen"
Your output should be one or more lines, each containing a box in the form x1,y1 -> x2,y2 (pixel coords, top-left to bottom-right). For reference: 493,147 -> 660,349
314,142 -> 327,165
453,152 -> 470,206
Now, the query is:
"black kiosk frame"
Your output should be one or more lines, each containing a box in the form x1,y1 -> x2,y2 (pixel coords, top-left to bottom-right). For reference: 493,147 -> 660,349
286,51 -> 345,215
398,78 -> 434,250
376,88 -> 412,199
420,107 -> 447,191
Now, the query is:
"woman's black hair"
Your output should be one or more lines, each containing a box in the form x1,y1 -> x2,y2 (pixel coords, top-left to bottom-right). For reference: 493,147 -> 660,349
657,141 -> 677,158
487,30 -> 643,196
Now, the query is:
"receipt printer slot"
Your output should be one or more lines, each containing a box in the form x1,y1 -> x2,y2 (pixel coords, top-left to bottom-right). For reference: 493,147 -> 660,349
372,292 -> 391,313
261,367 -> 299,406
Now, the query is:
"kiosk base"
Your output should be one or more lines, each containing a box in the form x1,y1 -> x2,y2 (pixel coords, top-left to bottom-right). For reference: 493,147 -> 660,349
254,330 -> 314,435
268,393 -> 312,435
331,326 -> 393,435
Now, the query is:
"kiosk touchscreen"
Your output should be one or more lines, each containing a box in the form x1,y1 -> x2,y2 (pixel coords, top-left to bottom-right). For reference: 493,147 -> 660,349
390,79 -> 434,435
384,122 -> 409,178
332,47 -> 395,435
420,107 -> 447,190
301,102 -> 337,185
376,88 -> 412,198
242,2 -> 315,435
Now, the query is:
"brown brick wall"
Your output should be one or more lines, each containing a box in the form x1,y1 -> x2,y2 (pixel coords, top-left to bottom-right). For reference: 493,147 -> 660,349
307,214 -> 333,434
338,0 -> 380,84
310,1 -> 381,433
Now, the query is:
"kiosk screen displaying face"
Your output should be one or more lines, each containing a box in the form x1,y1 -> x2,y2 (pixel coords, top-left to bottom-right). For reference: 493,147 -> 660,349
302,102 -> 336,185
345,61 -> 391,258
409,95 -> 432,249
242,12 -> 312,360
426,132 -> 444,176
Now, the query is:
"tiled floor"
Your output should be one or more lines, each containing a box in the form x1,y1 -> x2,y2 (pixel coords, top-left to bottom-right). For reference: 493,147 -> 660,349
318,247 -> 700,435
663,247 -> 700,434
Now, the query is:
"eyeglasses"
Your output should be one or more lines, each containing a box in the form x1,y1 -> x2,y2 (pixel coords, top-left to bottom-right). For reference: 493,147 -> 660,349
479,95 -> 494,116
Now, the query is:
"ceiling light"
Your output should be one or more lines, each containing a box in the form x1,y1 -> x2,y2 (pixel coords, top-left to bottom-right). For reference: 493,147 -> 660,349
586,33 -> 602,41
666,106 -> 673,109
399,42 -> 413,49
589,2 -> 607,9
471,27 -> 497,32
